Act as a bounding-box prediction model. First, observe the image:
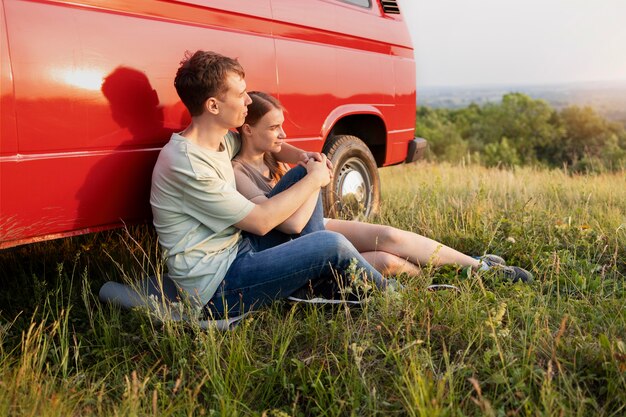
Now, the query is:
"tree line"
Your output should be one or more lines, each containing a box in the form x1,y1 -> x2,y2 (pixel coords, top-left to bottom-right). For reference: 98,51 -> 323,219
416,93 -> 626,172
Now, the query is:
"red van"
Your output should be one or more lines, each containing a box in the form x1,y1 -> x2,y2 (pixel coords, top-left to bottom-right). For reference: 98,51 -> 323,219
0,0 -> 425,249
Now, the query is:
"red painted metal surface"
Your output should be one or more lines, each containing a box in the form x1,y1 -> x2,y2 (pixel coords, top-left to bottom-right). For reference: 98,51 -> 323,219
0,0 -> 417,249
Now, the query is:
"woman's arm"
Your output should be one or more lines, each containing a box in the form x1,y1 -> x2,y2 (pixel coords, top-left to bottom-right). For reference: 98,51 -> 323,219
272,142 -> 307,165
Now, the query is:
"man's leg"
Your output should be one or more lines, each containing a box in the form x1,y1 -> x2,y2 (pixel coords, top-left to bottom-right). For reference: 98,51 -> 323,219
245,165 -> 325,251
205,231 -> 394,318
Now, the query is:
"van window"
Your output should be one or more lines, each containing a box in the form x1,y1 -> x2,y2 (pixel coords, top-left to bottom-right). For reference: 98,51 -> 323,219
340,0 -> 371,8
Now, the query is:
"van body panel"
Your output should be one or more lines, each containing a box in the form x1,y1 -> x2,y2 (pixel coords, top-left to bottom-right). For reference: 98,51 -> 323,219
271,0 -> 413,165
0,0 -> 419,249
274,38 -> 338,139
271,0 -> 412,50
1,0 -> 276,248
4,0 -> 276,154
386,56 -> 417,164
0,150 -> 161,245
0,1 -> 17,156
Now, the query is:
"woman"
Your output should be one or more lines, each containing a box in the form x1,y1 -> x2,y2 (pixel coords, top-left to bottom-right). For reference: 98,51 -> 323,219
233,92 -> 532,282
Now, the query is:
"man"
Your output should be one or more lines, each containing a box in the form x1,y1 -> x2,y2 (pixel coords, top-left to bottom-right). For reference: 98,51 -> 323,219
150,50 -> 391,318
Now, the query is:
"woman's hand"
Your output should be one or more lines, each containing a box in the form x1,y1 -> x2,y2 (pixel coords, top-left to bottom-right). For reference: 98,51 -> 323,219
299,151 -> 333,176
304,154 -> 331,187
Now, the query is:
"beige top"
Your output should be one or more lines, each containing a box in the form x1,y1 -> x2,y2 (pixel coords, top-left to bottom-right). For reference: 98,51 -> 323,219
150,131 -> 255,308
231,157 -> 290,200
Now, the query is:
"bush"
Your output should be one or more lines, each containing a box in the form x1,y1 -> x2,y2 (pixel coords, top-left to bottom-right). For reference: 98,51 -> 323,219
416,108 -> 468,163
483,137 -> 521,168
417,94 -> 626,172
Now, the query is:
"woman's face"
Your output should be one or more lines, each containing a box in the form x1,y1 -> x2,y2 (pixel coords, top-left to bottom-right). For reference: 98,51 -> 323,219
245,108 -> 286,154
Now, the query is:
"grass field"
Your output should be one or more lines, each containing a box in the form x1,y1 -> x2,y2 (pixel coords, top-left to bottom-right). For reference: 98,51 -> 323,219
1,163 -> 625,416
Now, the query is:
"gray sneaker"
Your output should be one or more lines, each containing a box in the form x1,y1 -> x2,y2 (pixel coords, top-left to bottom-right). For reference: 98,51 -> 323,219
491,264 -> 534,283
477,254 -> 507,266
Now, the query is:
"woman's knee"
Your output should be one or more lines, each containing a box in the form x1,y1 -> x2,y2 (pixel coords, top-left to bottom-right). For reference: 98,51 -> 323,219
269,165 -> 307,196
284,165 -> 306,181
377,252 -> 409,275
376,251 -> 397,268
377,225 -> 403,248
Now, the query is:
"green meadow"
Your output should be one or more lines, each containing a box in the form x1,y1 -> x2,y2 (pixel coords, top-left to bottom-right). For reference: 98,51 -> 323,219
1,162 -> 624,416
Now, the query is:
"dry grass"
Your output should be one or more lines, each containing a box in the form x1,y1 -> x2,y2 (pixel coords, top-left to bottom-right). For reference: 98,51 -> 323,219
0,162 -> 624,416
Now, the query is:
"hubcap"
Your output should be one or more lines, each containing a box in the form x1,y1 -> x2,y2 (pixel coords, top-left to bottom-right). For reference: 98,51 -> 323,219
336,157 -> 372,217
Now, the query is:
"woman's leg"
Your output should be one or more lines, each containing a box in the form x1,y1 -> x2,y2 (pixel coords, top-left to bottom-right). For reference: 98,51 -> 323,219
325,219 -> 481,269
360,251 -> 423,276
205,231 -> 394,318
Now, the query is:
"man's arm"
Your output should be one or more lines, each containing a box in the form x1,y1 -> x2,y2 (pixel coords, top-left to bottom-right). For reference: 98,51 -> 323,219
234,156 -> 329,235
234,168 -> 319,234
272,142 -> 333,171
248,192 -> 319,234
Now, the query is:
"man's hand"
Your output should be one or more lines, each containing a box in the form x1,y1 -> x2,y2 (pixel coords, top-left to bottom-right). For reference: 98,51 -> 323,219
304,154 -> 331,187
299,151 -> 333,175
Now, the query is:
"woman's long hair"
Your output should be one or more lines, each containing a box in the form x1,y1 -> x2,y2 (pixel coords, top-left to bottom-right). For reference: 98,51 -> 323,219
237,91 -> 287,182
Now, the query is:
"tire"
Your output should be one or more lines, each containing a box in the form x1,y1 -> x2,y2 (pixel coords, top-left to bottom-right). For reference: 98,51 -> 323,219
322,135 -> 380,219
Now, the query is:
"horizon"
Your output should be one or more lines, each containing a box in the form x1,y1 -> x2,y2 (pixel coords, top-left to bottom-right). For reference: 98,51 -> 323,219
416,77 -> 626,125
418,78 -> 626,91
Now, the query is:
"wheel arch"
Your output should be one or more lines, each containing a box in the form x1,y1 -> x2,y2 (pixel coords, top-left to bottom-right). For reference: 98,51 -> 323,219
321,105 -> 387,167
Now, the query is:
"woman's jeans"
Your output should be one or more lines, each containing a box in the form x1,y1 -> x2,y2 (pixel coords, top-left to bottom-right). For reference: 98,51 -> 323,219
205,166 -> 391,318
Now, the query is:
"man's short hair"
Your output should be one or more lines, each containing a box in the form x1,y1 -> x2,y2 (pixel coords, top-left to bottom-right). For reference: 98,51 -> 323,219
174,50 -> 245,117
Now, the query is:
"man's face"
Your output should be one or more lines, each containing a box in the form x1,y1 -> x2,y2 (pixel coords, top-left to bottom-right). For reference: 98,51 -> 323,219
215,72 -> 252,129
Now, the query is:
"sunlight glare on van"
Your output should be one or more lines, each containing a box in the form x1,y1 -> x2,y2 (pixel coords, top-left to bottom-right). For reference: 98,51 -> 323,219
58,68 -> 105,91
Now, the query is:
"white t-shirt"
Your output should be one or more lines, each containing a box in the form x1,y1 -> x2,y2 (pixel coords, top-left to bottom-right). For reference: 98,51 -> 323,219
150,131 -> 255,307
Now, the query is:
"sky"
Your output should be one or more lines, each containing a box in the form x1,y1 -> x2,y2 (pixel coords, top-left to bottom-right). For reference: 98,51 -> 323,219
396,0 -> 626,88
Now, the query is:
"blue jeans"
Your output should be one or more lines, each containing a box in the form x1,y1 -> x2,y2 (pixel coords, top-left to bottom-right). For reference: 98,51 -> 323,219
205,166 -> 392,318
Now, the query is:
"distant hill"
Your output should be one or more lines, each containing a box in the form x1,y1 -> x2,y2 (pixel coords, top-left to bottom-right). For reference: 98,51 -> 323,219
418,80 -> 626,126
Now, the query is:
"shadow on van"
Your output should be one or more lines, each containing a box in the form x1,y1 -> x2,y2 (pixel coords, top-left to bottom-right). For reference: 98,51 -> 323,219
75,66 -> 176,231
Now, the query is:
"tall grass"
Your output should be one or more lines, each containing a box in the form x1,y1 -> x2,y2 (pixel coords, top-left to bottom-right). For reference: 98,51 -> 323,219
0,163 -> 624,416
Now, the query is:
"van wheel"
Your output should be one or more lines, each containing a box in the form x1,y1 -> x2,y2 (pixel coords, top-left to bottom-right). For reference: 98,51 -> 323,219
322,135 -> 380,219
